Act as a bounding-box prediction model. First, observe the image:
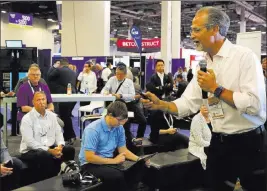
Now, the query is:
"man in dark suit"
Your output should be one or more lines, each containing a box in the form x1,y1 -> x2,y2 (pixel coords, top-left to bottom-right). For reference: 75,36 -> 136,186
176,74 -> 188,98
146,59 -> 173,100
47,58 -> 77,144
47,60 -> 60,94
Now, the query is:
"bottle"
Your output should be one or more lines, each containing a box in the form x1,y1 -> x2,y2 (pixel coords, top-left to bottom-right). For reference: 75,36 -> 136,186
234,178 -> 242,190
67,83 -> 72,95
85,87 -> 89,95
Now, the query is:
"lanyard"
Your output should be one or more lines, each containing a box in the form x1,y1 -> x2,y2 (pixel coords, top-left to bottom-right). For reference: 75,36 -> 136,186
163,113 -> 173,129
28,81 -> 42,94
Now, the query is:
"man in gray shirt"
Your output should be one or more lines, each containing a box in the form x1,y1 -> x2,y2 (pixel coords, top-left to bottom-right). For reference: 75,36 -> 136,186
101,63 -> 147,150
1,131 -> 24,190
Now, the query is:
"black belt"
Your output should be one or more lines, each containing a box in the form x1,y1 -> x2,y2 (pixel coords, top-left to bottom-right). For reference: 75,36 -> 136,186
212,125 -> 265,142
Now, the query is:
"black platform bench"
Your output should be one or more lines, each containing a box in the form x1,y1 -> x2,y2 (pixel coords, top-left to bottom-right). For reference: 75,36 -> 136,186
14,174 -> 103,191
143,149 -> 206,191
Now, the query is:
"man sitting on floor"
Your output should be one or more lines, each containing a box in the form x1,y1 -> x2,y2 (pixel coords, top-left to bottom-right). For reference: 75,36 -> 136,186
19,92 -> 76,182
0,132 -> 24,191
79,101 -> 149,191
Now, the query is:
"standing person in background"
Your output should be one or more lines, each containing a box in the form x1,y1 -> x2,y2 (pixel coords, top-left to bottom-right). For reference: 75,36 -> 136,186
142,6 -> 266,191
146,59 -> 173,100
47,60 -> 60,94
101,62 -> 113,85
187,67 -> 194,83
77,61 -> 97,116
47,58 -> 77,144
176,74 -> 189,98
92,63 -> 104,93
182,67 -> 188,81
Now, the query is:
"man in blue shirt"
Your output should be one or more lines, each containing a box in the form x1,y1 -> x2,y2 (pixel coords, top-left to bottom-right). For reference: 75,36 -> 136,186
79,101 -> 148,191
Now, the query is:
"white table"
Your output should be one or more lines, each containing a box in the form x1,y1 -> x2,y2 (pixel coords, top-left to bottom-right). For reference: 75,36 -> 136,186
1,94 -> 115,146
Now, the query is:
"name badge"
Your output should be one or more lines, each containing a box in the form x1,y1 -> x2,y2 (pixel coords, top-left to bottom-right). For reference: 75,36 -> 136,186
208,96 -> 225,119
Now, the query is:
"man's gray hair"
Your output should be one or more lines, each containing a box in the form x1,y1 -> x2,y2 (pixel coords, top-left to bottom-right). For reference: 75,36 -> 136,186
28,64 -> 40,72
107,101 -> 128,119
116,62 -> 127,74
198,6 -> 230,37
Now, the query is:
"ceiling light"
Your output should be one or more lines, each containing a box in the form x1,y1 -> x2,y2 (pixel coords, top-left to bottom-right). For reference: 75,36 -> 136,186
262,31 -> 266,34
250,27 -> 256,30
1,10 -> 6,13
39,5 -> 48,9
35,12 -> 40,15
186,35 -> 190,38
122,22 -> 127,25
154,36 -> 158,38
148,27 -> 152,30
47,18 -> 56,22
113,29 -> 117,31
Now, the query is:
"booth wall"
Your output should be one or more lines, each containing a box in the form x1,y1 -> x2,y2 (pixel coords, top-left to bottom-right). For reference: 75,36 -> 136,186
0,12 -> 56,52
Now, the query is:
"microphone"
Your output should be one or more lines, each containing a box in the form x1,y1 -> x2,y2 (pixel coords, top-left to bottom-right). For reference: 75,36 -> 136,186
199,60 -> 208,107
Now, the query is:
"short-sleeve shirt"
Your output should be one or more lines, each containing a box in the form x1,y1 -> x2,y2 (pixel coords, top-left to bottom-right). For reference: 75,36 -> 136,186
17,81 -> 53,121
79,117 -> 126,166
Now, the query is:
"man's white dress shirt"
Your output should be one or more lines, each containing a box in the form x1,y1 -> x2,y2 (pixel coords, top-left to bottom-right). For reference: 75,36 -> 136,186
20,108 -> 65,153
78,71 -> 97,93
173,39 -> 266,134
101,67 -> 112,82
101,76 -> 135,102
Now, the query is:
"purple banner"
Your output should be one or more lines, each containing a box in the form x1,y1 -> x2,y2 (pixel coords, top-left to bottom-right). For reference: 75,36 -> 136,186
9,12 -> 33,27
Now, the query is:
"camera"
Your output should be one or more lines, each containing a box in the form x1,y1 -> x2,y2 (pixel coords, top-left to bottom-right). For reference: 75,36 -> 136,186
62,171 -> 81,186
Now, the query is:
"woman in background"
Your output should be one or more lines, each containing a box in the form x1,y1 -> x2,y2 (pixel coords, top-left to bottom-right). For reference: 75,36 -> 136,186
188,105 -> 212,170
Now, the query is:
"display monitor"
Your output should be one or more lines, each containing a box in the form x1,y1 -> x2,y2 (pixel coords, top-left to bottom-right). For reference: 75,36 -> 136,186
18,48 -> 37,71
6,40 -> 23,48
134,62 -> 140,67
113,56 -> 130,67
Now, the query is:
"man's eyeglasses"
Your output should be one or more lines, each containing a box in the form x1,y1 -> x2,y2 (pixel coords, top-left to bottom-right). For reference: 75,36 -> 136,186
190,24 -> 213,34
29,74 -> 41,77
115,117 -> 128,123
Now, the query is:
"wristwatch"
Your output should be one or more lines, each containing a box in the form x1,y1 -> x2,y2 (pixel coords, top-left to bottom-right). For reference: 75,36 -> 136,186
214,86 -> 224,98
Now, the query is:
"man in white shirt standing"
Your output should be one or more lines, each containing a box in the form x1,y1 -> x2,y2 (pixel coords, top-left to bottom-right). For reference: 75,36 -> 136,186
142,7 -> 266,191
101,62 -> 113,84
19,92 -> 75,182
77,61 -> 97,115
77,61 -> 97,95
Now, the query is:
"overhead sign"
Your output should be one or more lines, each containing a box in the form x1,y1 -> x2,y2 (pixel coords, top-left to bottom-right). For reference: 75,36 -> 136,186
9,12 -> 33,27
130,26 -> 142,54
117,38 -> 161,53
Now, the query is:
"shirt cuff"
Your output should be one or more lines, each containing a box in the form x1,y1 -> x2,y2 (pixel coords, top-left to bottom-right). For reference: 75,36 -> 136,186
42,146 -> 49,151
172,98 -> 191,118
233,92 -> 247,113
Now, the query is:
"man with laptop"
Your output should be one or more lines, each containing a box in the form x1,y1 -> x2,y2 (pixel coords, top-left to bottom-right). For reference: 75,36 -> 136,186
79,101 -> 152,191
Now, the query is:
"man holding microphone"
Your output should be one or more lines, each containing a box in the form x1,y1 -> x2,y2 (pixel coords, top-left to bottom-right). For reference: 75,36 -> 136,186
142,6 -> 266,191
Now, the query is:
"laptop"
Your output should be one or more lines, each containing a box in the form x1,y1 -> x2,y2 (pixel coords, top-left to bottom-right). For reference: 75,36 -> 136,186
107,153 -> 157,171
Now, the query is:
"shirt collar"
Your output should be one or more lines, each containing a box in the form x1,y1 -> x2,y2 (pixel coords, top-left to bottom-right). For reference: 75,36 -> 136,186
205,38 -> 232,59
101,117 -> 116,132
157,72 -> 164,78
32,108 -> 48,118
